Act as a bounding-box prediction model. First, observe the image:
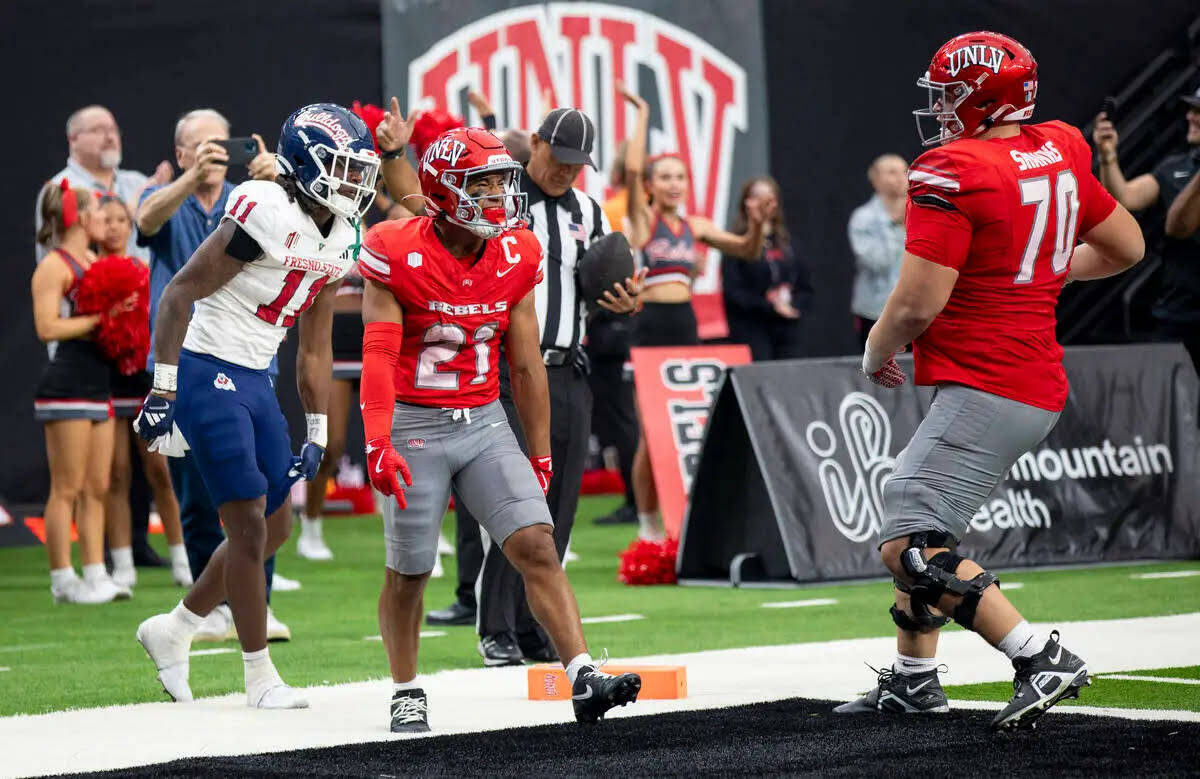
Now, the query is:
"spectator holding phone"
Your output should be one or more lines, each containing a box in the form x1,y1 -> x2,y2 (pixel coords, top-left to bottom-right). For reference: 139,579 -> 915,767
1094,88 -> 1200,375
134,109 -> 292,641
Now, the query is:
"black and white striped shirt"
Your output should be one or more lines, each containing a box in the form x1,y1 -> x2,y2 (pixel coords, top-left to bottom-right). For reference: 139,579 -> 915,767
523,174 -> 610,351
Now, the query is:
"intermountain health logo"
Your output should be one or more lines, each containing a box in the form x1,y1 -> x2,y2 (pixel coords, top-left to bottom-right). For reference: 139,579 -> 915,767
804,392 -> 1174,543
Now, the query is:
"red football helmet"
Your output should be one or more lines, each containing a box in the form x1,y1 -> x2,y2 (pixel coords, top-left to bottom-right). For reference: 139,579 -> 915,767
417,127 -> 527,239
914,31 -> 1038,146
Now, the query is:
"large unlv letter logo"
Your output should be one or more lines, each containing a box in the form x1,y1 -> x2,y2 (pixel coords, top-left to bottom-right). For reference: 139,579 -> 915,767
804,393 -> 896,543
407,2 -> 748,281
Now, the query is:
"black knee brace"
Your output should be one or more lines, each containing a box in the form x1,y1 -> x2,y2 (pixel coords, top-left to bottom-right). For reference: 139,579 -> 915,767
900,545 -> 999,631
890,579 -> 950,632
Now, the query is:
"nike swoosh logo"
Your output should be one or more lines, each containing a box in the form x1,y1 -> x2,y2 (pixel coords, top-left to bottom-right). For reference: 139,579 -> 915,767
1048,646 -> 1063,664
571,686 -> 594,700
490,421 -> 504,428
375,459 -> 385,474
906,679 -> 933,695
1174,171 -> 1192,178
496,265 -> 517,278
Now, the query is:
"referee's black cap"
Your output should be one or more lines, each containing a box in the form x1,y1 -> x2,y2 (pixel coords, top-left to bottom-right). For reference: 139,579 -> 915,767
536,108 -> 597,169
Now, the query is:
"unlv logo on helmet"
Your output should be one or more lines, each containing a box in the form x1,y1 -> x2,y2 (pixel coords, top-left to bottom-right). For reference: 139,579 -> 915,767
422,138 -> 468,171
945,44 -> 1006,78
406,4 -> 747,255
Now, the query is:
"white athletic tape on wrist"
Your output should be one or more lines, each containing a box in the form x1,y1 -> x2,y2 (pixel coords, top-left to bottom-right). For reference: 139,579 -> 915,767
153,363 -> 178,392
306,413 -> 328,448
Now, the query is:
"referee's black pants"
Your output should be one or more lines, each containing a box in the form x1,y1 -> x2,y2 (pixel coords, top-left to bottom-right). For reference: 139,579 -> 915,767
453,362 -> 592,651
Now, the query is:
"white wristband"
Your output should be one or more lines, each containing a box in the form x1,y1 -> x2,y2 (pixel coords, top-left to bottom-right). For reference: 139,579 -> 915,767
306,413 -> 328,448
153,363 -> 178,393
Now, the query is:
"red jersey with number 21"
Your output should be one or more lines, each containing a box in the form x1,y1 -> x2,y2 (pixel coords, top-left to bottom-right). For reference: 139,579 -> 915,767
904,120 -> 1118,412
357,218 -> 544,409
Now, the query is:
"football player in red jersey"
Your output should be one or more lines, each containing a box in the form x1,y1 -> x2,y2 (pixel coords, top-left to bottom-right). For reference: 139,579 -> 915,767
356,127 -> 640,732
836,32 -> 1145,730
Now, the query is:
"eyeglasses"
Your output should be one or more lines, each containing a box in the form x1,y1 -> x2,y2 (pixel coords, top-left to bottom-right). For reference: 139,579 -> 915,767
76,124 -> 120,137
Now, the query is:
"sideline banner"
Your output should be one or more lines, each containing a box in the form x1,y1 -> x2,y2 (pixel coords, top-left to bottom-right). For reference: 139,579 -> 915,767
679,344 -> 1200,583
631,345 -> 752,539
382,0 -> 769,339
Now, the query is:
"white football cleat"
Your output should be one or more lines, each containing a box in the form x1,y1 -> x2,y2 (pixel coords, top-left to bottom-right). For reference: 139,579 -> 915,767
194,604 -> 237,642
272,572 -> 302,592
172,562 -> 194,587
136,613 -> 194,702
249,682 -> 309,709
50,574 -> 82,604
266,608 -> 292,642
297,523 -> 334,561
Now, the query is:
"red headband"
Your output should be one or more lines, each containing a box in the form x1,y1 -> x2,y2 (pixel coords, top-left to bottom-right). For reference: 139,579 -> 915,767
59,178 -> 78,230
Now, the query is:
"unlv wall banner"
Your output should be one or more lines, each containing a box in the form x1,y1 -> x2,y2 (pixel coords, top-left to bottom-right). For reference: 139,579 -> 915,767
679,344 -> 1200,584
382,0 -> 770,339
631,345 -> 751,539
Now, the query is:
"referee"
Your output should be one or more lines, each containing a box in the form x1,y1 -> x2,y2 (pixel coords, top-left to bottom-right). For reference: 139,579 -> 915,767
448,108 -> 642,665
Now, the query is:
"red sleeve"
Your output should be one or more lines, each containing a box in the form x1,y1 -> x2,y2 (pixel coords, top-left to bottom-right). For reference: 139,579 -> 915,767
904,148 -> 974,269
1069,130 -> 1118,234
526,230 -> 545,285
360,321 -> 403,444
357,223 -> 394,285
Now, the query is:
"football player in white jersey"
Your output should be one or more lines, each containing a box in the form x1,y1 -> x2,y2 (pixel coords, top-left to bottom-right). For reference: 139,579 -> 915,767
133,103 -> 379,709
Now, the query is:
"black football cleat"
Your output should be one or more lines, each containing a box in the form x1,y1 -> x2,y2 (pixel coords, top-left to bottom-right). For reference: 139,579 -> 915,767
992,630 -> 1089,731
390,688 -> 430,733
572,666 -> 641,723
833,665 -> 950,714
478,633 -> 525,667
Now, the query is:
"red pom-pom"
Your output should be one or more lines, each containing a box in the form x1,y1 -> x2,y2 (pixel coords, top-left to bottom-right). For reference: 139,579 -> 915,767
351,100 -> 387,152
617,537 -> 679,586
409,108 -> 465,159
76,256 -> 150,376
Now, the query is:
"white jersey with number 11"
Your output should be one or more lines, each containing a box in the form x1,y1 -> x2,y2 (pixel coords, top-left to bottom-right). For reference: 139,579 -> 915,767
182,180 -> 358,370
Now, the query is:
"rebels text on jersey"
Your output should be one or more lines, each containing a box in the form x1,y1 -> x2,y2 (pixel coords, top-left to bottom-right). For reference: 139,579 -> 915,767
182,180 -> 359,370
904,121 -> 1118,412
357,218 -> 544,409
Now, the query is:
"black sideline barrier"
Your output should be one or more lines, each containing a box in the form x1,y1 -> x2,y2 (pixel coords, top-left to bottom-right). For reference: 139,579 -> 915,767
678,344 -> 1200,585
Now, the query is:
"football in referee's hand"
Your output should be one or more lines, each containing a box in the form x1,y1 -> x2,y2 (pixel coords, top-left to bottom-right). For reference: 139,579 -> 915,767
578,231 -> 635,313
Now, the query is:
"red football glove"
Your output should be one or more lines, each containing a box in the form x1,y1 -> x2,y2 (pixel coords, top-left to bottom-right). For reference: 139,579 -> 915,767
863,353 -> 907,388
366,436 -> 413,507
530,455 -> 553,496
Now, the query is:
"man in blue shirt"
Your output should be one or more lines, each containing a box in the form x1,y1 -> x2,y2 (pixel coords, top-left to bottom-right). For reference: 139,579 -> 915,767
137,108 -> 293,641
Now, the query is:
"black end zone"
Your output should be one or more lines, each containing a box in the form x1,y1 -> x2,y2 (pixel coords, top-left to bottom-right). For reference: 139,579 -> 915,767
80,697 -> 1199,777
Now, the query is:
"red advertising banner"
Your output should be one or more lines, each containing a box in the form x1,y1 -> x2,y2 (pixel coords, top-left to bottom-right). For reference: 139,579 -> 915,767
631,345 -> 752,539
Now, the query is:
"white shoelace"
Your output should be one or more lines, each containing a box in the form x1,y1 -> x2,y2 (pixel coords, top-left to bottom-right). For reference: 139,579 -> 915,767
446,407 -> 472,424
392,694 -> 428,723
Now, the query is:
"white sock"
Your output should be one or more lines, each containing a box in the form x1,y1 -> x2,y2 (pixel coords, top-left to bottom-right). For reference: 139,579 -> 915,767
50,567 -> 78,589
997,620 -> 1041,660
300,514 -> 321,533
565,652 -> 594,685
893,653 -> 938,675
243,647 -> 281,688
393,679 -> 420,693
82,563 -> 107,583
168,544 -> 189,567
170,601 -> 206,634
637,512 -> 663,540
111,546 -> 134,572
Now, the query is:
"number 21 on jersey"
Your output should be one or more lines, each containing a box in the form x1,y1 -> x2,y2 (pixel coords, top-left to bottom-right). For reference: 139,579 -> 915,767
1015,170 -> 1079,284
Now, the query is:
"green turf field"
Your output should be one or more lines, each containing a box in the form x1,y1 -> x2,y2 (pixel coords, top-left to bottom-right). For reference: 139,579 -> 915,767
1,496 -> 1197,717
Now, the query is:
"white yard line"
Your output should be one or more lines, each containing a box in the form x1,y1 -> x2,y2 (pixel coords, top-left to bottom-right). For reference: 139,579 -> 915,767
2,612 -> 1198,778
0,643 -> 61,655
1001,582 -> 1023,590
1131,570 -> 1200,579
580,614 -> 644,624
761,598 -> 838,609
1101,674 -> 1200,685
189,649 -> 236,657
0,667 -> 9,672
363,631 -> 445,641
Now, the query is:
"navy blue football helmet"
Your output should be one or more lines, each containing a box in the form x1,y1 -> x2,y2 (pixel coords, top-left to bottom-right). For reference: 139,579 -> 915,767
277,103 -> 380,219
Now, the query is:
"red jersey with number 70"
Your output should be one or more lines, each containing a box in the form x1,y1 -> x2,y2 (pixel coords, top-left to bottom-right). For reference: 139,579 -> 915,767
904,120 -> 1118,412
357,217 -> 544,409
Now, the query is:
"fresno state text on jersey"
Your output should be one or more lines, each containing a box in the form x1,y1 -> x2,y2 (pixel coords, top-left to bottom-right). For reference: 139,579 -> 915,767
182,180 -> 359,369
357,218 -> 544,408
904,120 -> 1117,412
